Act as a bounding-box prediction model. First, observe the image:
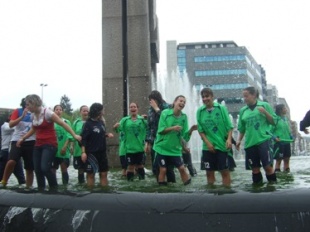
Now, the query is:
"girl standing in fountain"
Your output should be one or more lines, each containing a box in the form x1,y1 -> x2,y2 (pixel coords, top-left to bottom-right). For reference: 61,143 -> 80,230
236,86 -> 277,184
114,102 -> 147,181
72,105 -> 89,184
52,105 -> 73,185
0,98 -> 34,188
17,94 -> 81,190
80,103 -> 113,187
153,95 -> 195,185
0,114 -> 26,185
145,90 -> 175,183
271,104 -> 293,173
196,88 -> 233,186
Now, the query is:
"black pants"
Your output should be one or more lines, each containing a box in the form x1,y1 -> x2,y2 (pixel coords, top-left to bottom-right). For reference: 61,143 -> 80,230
182,152 -> 197,176
151,148 -> 176,183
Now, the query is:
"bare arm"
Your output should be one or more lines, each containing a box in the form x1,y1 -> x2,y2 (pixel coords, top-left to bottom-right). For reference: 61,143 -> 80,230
257,107 -> 275,125
199,132 -> 215,153
236,132 -> 245,151
16,126 -> 36,147
9,108 -> 29,128
51,114 -> 81,142
159,125 -> 182,135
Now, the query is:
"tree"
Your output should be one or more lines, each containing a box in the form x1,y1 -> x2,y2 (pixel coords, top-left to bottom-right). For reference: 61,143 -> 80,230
60,95 -> 73,115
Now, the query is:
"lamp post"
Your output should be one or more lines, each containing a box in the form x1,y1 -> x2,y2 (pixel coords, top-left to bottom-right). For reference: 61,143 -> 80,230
40,83 -> 48,102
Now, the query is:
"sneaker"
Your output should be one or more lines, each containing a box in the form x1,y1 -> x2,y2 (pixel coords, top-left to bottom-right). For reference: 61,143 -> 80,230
284,168 -> 290,173
275,168 -> 281,173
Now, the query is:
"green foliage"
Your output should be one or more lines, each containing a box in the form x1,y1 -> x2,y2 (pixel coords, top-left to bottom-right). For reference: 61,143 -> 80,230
60,95 -> 73,115
61,108 -> 81,124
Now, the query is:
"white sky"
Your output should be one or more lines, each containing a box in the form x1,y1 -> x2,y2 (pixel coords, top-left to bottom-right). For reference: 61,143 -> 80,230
0,0 -> 309,121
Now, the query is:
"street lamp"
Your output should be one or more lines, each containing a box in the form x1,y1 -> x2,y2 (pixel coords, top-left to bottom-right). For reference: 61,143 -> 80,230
40,83 -> 48,102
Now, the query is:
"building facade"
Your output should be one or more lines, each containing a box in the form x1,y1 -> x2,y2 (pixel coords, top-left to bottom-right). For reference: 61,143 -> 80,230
168,40 -> 265,119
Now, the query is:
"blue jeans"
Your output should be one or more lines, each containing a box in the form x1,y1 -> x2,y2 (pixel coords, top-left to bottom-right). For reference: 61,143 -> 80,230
0,149 -> 26,184
33,145 -> 58,189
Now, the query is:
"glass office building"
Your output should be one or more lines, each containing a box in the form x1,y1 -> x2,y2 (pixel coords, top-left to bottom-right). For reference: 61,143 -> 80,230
174,41 -> 266,119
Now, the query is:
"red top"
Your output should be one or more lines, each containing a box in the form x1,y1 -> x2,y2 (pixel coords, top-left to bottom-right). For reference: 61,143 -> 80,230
32,109 -> 57,147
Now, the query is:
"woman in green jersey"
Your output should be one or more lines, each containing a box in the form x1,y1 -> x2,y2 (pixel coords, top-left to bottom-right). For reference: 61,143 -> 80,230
196,88 -> 233,186
236,87 -> 277,184
114,102 -> 147,181
112,124 -> 127,177
153,95 -> 195,185
53,105 -> 73,185
72,105 -> 89,184
271,104 -> 293,172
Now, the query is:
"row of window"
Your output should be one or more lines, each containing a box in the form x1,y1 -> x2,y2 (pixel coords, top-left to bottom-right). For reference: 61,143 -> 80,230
195,83 -> 248,91
195,69 -> 247,77
194,55 -> 246,63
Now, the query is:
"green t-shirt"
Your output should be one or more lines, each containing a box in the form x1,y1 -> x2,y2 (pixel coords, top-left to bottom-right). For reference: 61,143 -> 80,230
196,102 -> 233,152
118,132 -> 126,156
153,109 -> 190,156
72,118 -> 85,157
54,118 -> 73,159
119,115 -> 147,154
238,100 -> 276,149
271,115 -> 293,143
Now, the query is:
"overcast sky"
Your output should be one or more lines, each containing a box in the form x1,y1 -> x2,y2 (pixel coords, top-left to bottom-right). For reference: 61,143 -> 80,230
0,0 -> 309,122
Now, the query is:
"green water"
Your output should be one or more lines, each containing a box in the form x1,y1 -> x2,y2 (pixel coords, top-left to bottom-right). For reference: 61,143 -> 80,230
4,156 -> 310,194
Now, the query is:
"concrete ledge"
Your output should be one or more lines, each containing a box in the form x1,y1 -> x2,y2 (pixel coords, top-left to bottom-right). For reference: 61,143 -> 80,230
1,188 -> 310,231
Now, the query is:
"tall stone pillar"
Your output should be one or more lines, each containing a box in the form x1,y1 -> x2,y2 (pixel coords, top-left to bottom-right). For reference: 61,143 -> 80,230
102,0 -> 159,167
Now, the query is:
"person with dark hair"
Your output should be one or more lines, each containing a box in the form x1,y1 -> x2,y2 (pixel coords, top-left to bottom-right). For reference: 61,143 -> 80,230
52,105 -> 73,184
0,98 -> 35,188
271,104 -> 293,172
153,95 -> 195,185
236,86 -> 277,184
196,88 -> 233,186
80,103 -> 113,187
0,114 -> 25,185
300,110 -> 310,134
16,94 -> 81,190
145,90 -> 176,183
114,102 -> 147,181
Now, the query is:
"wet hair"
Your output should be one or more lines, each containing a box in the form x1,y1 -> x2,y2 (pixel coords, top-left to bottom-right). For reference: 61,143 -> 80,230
80,105 -> 88,112
148,90 -> 166,105
200,87 -> 213,97
25,94 -> 42,107
20,98 -> 26,109
275,104 -> 285,116
53,104 -> 62,111
6,113 -> 12,123
129,102 -> 139,108
172,95 -> 186,108
89,103 -> 103,119
243,86 -> 259,98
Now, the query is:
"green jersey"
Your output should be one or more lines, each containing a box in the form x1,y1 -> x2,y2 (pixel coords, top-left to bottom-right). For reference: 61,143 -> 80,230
271,115 -> 293,143
118,132 -> 126,156
55,118 -> 73,158
119,115 -> 147,154
196,102 -> 233,152
153,109 -> 190,156
238,100 -> 276,149
72,118 -> 85,157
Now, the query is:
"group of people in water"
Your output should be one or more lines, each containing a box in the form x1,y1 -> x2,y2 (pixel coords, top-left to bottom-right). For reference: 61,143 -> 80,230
0,85 -> 301,190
